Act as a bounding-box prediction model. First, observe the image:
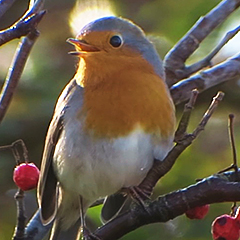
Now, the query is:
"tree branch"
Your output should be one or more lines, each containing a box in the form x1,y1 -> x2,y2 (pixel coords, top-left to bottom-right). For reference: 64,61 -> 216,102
0,30 -> 40,123
0,0 -> 46,124
137,91 -> 224,197
0,10 -> 45,46
90,171 -> 240,240
170,52 -> 240,105
184,25 -> 240,77
164,0 -> 240,86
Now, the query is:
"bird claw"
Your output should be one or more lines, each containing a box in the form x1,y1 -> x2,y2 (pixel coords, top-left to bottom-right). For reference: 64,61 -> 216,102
81,227 -> 101,240
122,186 -> 152,216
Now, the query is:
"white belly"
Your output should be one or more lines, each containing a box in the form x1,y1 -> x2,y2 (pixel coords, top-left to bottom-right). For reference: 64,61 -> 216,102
53,123 -> 154,202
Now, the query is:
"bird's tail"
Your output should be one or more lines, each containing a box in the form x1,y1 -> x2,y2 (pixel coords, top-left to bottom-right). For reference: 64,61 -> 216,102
49,191 -> 83,240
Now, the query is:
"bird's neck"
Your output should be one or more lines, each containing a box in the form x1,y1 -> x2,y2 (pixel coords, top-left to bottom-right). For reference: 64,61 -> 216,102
74,56 -> 150,87
75,57 -> 175,139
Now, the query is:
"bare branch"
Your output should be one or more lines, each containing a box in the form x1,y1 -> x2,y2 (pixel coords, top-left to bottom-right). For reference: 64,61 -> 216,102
174,89 -> 199,141
192,91 -> 225,136
137,91 -> 224,198
170,52 -> 240,105
218,114 -> 239,174
164,0 -> 240,86
90,171 -> 240,240
0,0 -> 46,124
0,139 -> 29,164
185,25 -> 240,77
0,30 -> 40,123
228,114 -> 237,167
0,10 -> 46,46
13,190 -> 27,240
28,0 -> 45,14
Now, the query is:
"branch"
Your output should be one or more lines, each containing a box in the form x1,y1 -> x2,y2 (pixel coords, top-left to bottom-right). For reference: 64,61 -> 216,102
0,10 -> 45,46
90,171 -> 240,240
0,0 -> 46,124
13,190 -> 27,240
184,25 -> 240,77
164,0 -> 240,86
170,52 -> 240,105
0,30 -> 40,123
137,91 -> 224,196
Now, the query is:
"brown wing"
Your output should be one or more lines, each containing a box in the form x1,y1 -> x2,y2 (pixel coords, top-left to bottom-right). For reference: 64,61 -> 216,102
37,79 -> 77,225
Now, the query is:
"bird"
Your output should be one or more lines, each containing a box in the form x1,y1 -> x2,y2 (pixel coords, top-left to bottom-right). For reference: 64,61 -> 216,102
37,16 -> 176,240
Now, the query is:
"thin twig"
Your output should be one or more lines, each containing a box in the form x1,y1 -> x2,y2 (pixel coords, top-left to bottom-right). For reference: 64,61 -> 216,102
229,114 -> 237,167
184,24 -> 240,77
218,114 -> 239,174
174,89 -> 199,142
0,10 -> 46,46
138,91 -> 224,197
13,189 -> 27,240
170,52 -> 240,105
27,0 -> 45,16
0,139 -> 29,164
164,0 -> 240,86
192,91 -> 225,136
0,30 -> 39,123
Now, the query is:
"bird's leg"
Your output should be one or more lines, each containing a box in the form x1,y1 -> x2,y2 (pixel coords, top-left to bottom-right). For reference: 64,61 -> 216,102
78,196 -> 101,240
79,196 -> 87,239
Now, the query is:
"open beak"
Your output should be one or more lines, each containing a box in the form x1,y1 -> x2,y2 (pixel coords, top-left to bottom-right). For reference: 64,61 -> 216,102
67,38 -> 100,55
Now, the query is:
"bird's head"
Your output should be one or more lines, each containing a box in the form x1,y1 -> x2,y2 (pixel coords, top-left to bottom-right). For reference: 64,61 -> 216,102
67,16 -> 164,79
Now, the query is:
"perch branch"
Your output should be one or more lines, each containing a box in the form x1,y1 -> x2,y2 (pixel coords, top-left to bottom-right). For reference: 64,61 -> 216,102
90,171 -> 240,240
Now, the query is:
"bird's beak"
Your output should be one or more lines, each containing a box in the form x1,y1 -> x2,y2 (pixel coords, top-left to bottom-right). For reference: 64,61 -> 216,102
67,38 -> 100,55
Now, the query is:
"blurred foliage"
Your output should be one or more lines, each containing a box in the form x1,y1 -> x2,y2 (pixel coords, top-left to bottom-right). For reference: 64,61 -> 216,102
0,0 -> 240,239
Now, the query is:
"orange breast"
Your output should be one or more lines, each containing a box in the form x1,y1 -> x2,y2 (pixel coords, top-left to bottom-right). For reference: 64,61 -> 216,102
77,58 -> 175,139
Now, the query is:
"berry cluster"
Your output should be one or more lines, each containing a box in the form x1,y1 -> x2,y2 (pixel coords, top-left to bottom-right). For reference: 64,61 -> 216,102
185,205 -> 240,240
212,208 -> 240,240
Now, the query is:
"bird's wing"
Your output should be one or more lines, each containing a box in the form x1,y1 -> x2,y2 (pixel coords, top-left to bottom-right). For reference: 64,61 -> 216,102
37,79 -> 78,225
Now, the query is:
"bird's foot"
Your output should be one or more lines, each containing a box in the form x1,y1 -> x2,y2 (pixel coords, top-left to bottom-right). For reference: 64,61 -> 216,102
123,186 -> 151,215
81,227 -> 101,240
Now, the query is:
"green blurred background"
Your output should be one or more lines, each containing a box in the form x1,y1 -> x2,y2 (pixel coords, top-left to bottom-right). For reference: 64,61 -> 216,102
0,0 -> 240,239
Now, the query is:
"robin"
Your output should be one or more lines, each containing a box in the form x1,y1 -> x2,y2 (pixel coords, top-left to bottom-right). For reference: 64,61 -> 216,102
38,16 -> 176,239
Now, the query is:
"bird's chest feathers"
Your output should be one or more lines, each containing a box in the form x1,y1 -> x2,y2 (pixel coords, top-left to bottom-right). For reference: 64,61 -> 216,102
77,63 -> 174,139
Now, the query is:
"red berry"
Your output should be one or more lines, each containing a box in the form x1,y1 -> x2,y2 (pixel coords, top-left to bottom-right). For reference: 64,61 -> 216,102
211,214 -> 240,240
185,205 -> 210,219
13,163 -> 40,191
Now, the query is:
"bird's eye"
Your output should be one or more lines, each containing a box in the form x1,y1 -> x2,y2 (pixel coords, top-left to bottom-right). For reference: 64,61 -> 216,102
109,35 -> 122,48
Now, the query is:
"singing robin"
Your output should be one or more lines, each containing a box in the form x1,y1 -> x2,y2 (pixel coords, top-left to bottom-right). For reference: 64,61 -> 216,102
38,16 -> 176,239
